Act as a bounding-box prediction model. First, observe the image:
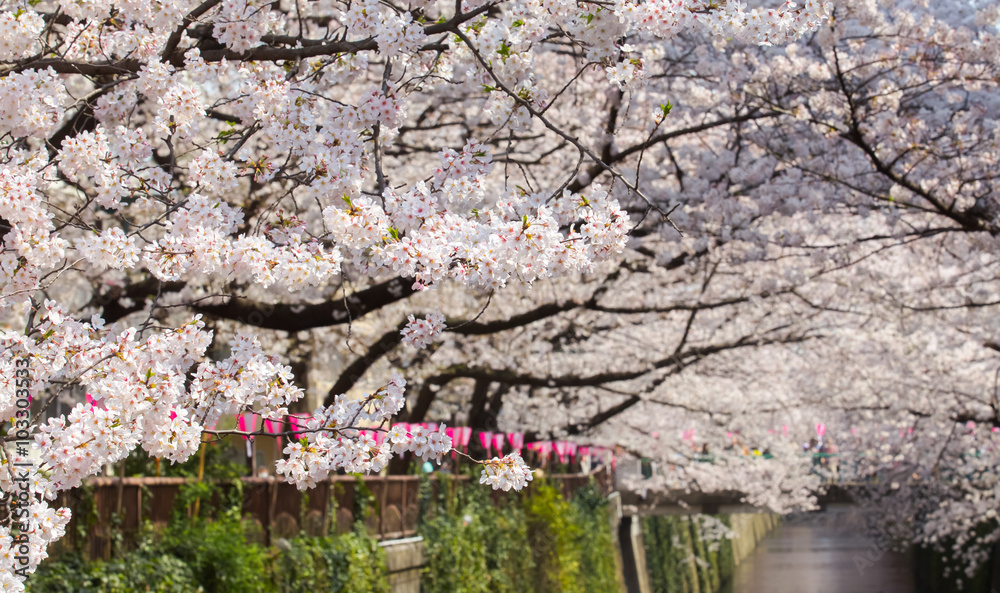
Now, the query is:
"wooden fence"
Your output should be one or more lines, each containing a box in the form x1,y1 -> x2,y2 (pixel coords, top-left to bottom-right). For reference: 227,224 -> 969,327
55,469 -> 612,560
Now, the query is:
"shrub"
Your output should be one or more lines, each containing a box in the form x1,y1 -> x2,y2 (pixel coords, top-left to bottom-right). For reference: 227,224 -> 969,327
421,477 -> 616,593
270,528 -> 390,593
571,486 -> 619,593
524,481 -> 582,593
160,507 -> 272,593
27,549 -> 198,593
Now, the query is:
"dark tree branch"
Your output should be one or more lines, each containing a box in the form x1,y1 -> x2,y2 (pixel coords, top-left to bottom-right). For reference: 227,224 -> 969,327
195,276 -> 417,332
419,333 -> 815,396
466,378 -> 493,430
9,4 -> 492,76
92,278 -> 186,322
324,321 -> 407,403
449,301 -> 582,335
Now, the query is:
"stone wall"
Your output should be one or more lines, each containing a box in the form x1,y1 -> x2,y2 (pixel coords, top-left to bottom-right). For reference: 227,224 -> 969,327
379,536 -> 425,593
633,513 -> 779,593
379,501 -> 779,593
729,514 -> 779,567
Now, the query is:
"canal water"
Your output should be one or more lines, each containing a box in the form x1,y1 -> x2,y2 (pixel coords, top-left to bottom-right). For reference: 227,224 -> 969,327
719,508 -> 916,593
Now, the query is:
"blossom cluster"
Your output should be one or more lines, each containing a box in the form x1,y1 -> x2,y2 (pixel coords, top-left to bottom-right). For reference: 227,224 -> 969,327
479,452 -> 534,492
401,312 -> 447,349
75,227 -> 141,271
273,375 -> 463,489
214,0 -> 277,52
275,381 -> 453,489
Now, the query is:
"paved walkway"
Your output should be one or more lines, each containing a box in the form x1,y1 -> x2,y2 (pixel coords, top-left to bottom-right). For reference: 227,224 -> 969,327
719,510 -> 914,593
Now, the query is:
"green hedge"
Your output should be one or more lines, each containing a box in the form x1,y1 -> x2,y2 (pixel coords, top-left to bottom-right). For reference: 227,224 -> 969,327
269,530 -> 390,593
27,508 -> 389,593
641,515 -> 736,593
420,477 -> 619,593
30,475 -> 620,593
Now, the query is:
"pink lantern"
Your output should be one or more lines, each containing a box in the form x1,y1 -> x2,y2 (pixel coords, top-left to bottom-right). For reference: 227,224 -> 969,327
444,426 -> 459,459
458,427 -> 472,450
265,418 -> 284,452
507,432 -> 525,454
287,414 -> 310,439
553,441 -> 568,463
815,423 -> 826,437
478,431 -> 494,455
492,433 -> 506,453
237,413 -> 258,441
